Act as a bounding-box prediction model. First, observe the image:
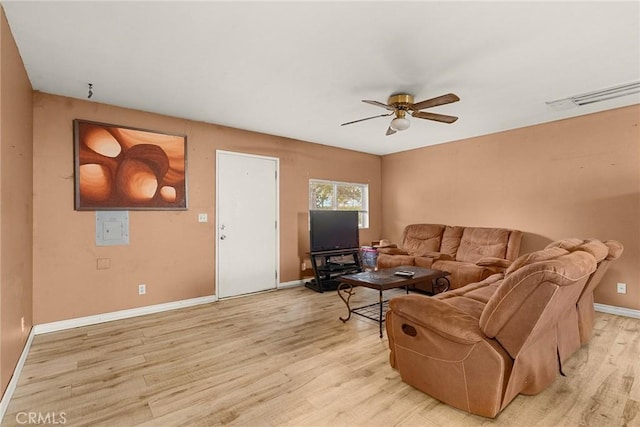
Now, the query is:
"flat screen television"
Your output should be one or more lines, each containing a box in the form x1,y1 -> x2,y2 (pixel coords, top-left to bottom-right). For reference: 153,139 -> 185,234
309,210 -> 359,252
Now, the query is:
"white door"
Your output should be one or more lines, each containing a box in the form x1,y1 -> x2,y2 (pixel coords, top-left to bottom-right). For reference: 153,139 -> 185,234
216,151 -> 279,298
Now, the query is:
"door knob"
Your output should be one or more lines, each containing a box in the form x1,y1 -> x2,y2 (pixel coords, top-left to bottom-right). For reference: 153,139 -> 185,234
220,234 -> 227,240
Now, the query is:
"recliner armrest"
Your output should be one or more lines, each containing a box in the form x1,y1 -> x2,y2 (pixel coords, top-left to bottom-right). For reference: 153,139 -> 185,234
413,251 -> 453,260
475,256 -> 512,269
377,246 -> 406,255
389,295 -> 484,344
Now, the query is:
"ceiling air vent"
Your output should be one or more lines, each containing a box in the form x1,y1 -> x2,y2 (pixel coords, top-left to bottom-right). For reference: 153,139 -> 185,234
546,81 -> 640,111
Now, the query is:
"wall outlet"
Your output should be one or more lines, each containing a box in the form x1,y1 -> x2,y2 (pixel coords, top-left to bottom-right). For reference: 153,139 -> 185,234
616,283 -> 627,294
198,213 -> 208,223
138,284 -> 146,295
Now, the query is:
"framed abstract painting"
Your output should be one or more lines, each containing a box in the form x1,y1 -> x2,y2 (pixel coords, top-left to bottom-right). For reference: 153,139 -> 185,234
73,119 -> 188,210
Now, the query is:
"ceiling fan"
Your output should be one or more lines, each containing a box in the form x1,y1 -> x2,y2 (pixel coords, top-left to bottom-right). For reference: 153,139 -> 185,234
341,93 -> 460,136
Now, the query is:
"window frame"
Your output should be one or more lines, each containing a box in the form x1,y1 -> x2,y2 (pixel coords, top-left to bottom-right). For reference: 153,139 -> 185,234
308,179 -> 369,229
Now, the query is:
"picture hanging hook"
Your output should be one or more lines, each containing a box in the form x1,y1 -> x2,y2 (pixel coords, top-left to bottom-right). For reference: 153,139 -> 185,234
88,83 -> 93,99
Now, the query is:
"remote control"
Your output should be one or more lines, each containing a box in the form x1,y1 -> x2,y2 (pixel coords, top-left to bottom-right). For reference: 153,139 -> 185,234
394,270 -> 415,277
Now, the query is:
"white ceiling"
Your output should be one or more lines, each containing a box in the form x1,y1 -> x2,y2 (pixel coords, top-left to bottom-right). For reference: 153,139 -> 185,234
2,1 -> 639,155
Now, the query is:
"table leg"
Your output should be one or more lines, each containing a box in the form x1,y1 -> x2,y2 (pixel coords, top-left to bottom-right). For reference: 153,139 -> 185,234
379,289 -> 383,338
338,282 -> 355,322
433,277 -> 451,294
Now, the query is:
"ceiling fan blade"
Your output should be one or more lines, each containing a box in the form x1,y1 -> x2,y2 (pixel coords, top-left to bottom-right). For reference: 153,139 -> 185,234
362,100 -> 395,111
341,112 -> 393,126
412,111 -> 459,124
410,93 -> 460,111
386,126 -> 397,136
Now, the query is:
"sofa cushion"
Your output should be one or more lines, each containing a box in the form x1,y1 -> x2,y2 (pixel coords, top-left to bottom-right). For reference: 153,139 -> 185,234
575,240 -> 609,263
435,274 -> 503,301
432,277 -> 500,320
476,257 -> 512,269
432,259 -> 494,290
415,251 -> 451,260
414,256 -> 435,268
604,240 -> 624,260
456,228 -> 510,263
505,246 -> 569,276
377,253 -> 415,268
440,226 -> 465,257
376,246 -> 406,256
438,297 -> 486,321
546,238 -> 608,263
462,282 -> 502,305
544,238 -> 584,251
403,224 -> 446,256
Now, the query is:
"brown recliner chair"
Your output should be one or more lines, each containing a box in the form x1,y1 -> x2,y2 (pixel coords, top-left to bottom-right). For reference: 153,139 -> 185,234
546,238 -> 624,361
386,244 -> 598,418
576,240 -> 624,344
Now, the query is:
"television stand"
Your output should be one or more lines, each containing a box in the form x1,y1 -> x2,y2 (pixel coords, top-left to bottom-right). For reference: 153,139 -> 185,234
305,248 -> 362,293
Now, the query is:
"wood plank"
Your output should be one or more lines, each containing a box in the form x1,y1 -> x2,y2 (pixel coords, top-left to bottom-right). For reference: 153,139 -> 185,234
2,286 -> 638,426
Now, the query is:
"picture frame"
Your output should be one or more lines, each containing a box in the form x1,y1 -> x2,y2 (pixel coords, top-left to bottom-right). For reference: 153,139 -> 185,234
73,119 -> 188,210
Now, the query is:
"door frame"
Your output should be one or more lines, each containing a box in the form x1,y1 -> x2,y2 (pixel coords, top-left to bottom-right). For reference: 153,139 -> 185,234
215,150 -> 280,298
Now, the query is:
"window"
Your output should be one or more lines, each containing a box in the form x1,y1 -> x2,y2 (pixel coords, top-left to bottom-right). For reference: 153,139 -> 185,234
309,179 -> 369,228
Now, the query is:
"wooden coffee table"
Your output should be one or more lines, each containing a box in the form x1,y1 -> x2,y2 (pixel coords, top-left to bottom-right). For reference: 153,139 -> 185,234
337,266 -> 450,338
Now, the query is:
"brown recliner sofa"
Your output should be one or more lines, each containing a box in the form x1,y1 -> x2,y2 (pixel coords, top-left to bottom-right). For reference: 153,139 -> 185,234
547,238 -> 624,362
574,240 -> 624,344
385,238 -> 616,418
377,224 -> 522,290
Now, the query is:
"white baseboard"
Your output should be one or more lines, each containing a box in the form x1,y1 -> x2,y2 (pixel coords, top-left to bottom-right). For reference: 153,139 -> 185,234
594,303 -> 640,319
33,294 -> 218,335
29,283 -> 304,335
1,327 -> 35,423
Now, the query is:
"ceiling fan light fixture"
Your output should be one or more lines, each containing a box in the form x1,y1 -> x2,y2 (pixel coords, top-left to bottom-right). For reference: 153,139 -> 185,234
342,92 -> 459,135
390,117 -> 410,131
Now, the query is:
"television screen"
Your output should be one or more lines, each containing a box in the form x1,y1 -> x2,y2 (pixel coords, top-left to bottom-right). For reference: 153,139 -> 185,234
309,210 -> 359,252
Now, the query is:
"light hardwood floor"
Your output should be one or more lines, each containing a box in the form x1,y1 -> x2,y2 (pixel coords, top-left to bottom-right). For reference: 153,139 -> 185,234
2,286 -> 639,426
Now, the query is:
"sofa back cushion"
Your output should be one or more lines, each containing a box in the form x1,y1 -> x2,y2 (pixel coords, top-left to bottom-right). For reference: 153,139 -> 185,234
505,230 -> 523,261
402,224 -> 445,256
545,238 -> 609,263
440,226 -> 465,257
505,246 -> 569,276
604,240 -> 624,261
455,228 -> 510,263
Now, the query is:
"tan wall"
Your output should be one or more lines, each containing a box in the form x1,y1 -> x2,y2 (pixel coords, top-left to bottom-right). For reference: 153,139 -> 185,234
32,93 -> 381,324
0,8 -> 34,396
381,105 -> 640,310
